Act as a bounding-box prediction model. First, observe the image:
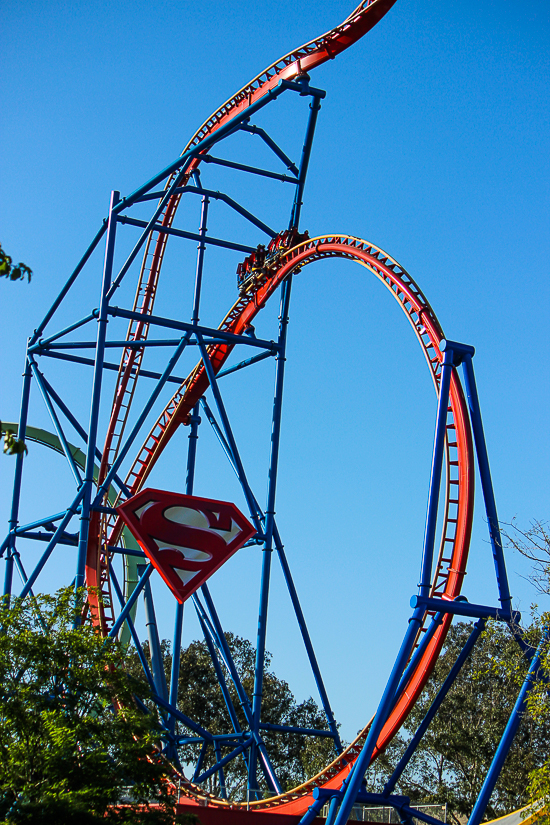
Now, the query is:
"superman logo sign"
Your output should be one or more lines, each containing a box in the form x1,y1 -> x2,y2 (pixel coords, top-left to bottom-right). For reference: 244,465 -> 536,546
117,489 -> 255,604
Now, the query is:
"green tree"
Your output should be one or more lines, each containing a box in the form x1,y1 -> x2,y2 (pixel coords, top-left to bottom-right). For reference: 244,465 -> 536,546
0,588 -> 178,825
369,619 -> 549,823
0,242 -> 33,455
502,520 -> 550,821
0,244 -> 32,283
523,616 -> 550,825
126,633 -> 336,799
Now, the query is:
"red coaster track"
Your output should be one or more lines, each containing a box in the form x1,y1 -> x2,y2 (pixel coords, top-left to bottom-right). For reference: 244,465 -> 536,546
106,237 -> 474,814
85,1 -> 475,813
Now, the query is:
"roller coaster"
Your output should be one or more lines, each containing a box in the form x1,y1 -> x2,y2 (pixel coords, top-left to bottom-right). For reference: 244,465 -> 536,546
2,2 -> 547,823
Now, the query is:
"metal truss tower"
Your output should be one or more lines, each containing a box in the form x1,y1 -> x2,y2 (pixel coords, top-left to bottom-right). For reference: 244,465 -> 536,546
2,2 -> 547,822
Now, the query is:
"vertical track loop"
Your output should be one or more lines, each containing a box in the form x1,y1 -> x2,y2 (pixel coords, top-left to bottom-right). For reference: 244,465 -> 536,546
90,236 -> 474,813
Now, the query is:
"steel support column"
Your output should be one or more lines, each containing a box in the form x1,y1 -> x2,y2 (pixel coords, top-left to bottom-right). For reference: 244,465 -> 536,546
468,625 -> 549,825
290,89 -> 323,229
191,188 -> 209,326
3,352 -> 33,597
383,619 -> 485,796
199,396 -> 340,753
393,611 -> 445,701
141,567 -> 169,702
461,354 -> 511,609
273,523 -> 343,751
166,171 -> 208,747
195,334 -> 263,534
29,223 -> 107,347
214,740 -> 227,799
419,345 -> 454,598
168,403 -> 202,749
198,584 -> 281,794
93,332 -> 191,503
76,190 -> 120,590
333,607 -> 426,825
249,276 -> 292,793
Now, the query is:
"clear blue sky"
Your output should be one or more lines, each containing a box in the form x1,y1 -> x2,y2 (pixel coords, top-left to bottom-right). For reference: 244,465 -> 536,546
1,0 -> 549,744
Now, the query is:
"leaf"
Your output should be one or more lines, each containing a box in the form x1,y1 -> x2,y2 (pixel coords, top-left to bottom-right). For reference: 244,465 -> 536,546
3,431 -> 28,456
0,243 -> 32,283
0,587 -> 175,823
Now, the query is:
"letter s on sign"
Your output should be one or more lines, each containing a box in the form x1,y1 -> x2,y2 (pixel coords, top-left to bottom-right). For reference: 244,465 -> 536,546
117,488 -> 256,603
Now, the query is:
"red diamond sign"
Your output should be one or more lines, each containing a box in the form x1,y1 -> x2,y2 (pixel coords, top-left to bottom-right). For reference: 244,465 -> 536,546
117,488 -> 255,604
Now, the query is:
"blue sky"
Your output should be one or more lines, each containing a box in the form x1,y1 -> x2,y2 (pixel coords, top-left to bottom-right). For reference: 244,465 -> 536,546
1,0 -> 549,745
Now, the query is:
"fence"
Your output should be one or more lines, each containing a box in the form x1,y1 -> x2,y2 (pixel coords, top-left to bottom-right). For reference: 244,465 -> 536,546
321,802 -> 448,823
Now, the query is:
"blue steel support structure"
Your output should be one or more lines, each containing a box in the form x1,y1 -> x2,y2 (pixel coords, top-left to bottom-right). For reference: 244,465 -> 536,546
141,567 -> 169,703
197,584 -> 282,794
249,276 -> 293,796
29,360 -> 83,487
4,354 -> 33,598
317,340 -> 530,825
419,343 -> 454,599
167,403 -> 201,746
197,393 -> 343,759
460,351 -> 511,609
289,86 -> 323,229
248,81 -> 323,794
76,190 -> 120,591
383,619 -> 486,796
2,55 -> 537,812
167,172 -> 209,751
172,329 -> 284,790
332,606 -> 426,825
437,339 -> 511,610
468,626 -> 549,825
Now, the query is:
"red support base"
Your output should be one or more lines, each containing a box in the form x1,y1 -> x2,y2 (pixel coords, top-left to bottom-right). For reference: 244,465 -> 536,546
175,804 -> 302,824
176,804 -> 387,825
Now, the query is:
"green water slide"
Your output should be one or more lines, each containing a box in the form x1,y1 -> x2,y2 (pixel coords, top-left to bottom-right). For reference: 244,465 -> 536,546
1,422 -> 139,646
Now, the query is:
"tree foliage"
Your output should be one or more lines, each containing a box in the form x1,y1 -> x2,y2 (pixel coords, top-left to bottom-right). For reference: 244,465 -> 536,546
368,619 -> 549,823
524,623 -> 550,825
502,519 -> 550,820
126,633 -> 336,799
0,244 -> 32,283
0,424 -> 27,457
0,589 -> 178,825
1,525 -> 547,822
